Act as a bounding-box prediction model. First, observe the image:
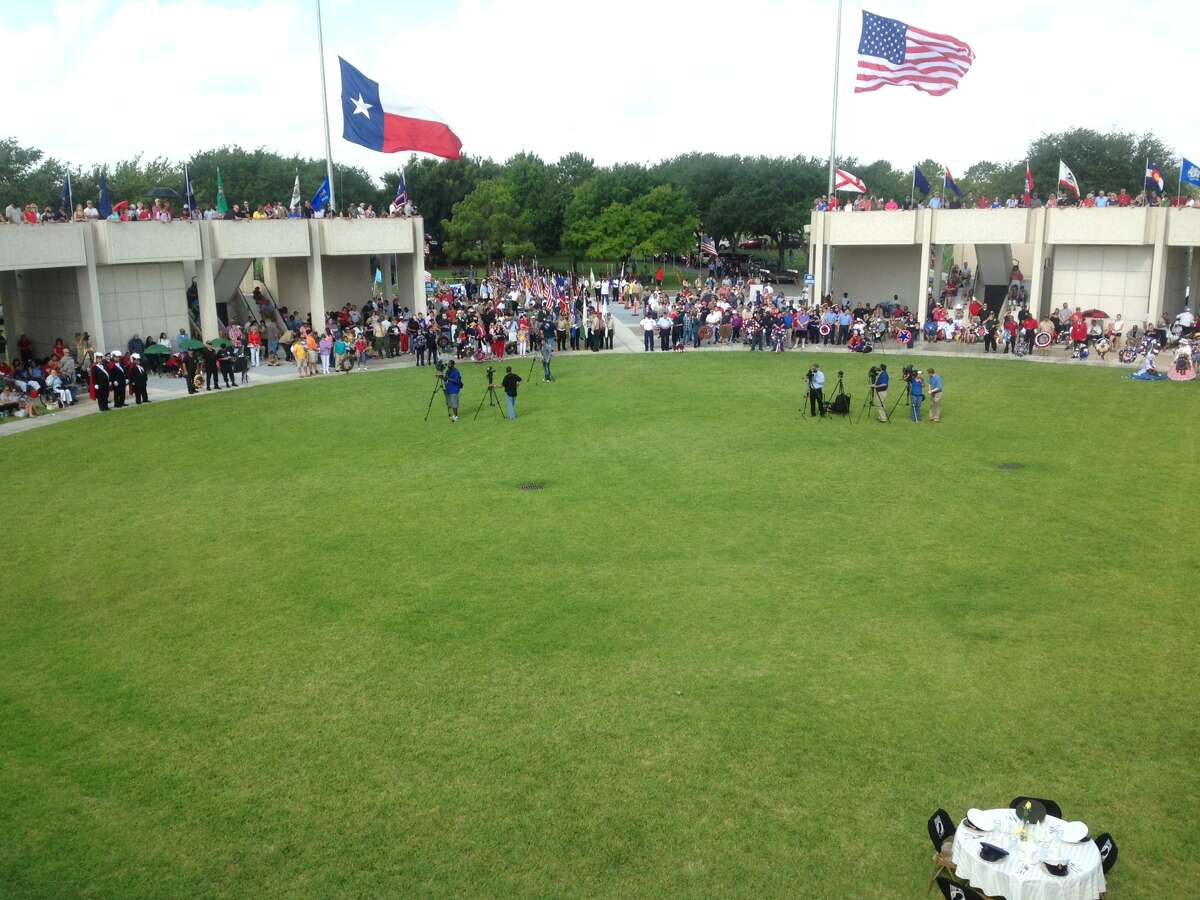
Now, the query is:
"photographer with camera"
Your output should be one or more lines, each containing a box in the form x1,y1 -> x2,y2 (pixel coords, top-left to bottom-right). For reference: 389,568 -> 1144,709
807,364 -> 825,417
909,368 -> 924,422
443,360 -> 463,422
872,364 -> 889,422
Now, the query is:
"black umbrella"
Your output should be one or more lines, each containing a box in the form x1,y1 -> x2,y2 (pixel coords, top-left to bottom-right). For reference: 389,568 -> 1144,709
147,186 -> 181,199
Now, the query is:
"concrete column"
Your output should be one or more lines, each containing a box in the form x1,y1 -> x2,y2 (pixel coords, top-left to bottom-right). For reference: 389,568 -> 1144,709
395,217 -> 426,314
1027,208 -> 1047,319
1147,207 -> 1169,325
306,221 -> 327,327
381,253 -> 393,303
77,225 -> 106,352
1188,248 -> 1200,311
196,223 -> 220,340
0,271 -> 22,361
916,209 -> 933,323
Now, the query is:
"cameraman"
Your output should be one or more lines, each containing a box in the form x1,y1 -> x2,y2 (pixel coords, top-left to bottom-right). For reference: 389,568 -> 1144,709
872,363 -> 889,422
807,364 -> 825,417
443,360 -> 463,422
501,366 -> 522,420
909,369 -> 924,422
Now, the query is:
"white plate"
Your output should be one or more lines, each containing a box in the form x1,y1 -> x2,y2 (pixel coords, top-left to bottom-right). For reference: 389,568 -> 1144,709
966,808 -> 994,831
1060,820 -> 1089,842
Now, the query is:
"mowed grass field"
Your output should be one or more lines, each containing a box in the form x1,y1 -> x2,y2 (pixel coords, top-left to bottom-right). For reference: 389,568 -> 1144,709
1,352 -> 1197,898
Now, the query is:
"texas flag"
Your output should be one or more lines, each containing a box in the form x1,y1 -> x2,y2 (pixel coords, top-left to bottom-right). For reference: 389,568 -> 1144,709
338,57 -> 462,159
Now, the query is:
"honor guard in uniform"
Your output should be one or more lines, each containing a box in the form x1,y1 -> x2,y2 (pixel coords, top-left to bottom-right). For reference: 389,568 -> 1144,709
129,353 -> 150,404
183,350 -> 200,394
202,343 -> 220,390
91,355 -> 111,411
109,353 -> 127,407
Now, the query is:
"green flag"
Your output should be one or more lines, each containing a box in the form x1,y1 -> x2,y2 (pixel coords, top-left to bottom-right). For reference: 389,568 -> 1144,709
216,167 -> 229,215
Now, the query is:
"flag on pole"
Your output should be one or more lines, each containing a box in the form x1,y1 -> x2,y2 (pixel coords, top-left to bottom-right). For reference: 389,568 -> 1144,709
390,173 -> 408,213
1181,157 -> 1200,190
1024,161 -> 1034,207
855,10 -> 974,96
943,167 -> 963,198
311,177 -> 331,212
700,234 -> 719,256
59,172 -> 71,213
913,165 -> 931,194
834,168 -> 867,193
338,57 -> 462,159
1058,160 -> 1080,198
183,164 -> 197,211
98,172 -> 112,219
1144,162 -> 1164,194
216,167 -> 229,214
290,170 -> 302,209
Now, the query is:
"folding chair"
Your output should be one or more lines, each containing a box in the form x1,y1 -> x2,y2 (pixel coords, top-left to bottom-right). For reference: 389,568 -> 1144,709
935,875 -> 987,900
926,808 -> 957,893
1009,795 -> 1063,820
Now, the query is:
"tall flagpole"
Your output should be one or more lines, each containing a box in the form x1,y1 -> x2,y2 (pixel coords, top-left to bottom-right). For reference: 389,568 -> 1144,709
316,0 -> 337,214
909,165 -> 915,209
824,0 -> 844,294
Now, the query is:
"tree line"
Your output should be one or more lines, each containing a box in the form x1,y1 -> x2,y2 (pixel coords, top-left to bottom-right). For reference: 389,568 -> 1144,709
2,128 -> 1190,268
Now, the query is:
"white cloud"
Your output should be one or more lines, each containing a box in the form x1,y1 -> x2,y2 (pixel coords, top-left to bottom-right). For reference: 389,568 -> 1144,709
3,0 -> 1197,185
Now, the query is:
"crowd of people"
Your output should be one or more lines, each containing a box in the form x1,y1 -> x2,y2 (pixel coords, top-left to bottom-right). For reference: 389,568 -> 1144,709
814,189 -> 1199,212
3,197 -> 415,225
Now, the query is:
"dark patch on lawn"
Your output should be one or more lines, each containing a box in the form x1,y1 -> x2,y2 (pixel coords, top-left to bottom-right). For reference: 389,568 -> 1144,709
996,463 -> 1026,470
518,482 -> 546,491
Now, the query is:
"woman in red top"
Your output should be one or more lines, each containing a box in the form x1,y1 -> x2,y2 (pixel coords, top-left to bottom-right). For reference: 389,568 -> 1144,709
247,325 -> 262,367
1071,319 -> 1088,351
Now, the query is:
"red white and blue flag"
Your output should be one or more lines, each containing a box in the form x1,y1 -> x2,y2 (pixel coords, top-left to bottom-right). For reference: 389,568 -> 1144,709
855,10 -> 974,96
339,57 -> 462,159
700,235 -> 718,257
1145,162 -> 1165,194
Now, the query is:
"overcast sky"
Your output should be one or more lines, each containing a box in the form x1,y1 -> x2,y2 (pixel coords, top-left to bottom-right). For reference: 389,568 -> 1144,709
4,0 -> 1196,183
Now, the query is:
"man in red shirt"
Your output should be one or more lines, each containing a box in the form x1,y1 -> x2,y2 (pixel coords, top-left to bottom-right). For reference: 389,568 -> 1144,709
1117,189 -> 1132,207
1022,312 -> 1038,353
969,298 -> 982,320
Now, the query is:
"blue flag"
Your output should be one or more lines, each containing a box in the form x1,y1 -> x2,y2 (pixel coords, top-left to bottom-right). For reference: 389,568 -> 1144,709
914,165 -> 931,194
944,167 -> 963,198
1182,157 -> 1200,189
98,172 -> 112,218
59,172 -> 71,213
312,177 -> 331,212
392,173 -> 407,211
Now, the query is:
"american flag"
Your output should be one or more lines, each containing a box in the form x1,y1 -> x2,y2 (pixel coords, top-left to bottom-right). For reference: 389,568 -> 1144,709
855,10 -> 973,96
700,235 -> 718,257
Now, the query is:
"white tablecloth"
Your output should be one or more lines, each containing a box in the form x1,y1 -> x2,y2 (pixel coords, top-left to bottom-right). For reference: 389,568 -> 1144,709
951,808 -> 1105,900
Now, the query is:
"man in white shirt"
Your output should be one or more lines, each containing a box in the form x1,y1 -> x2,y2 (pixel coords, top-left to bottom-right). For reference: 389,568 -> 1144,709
656,312 -> 672,351
807,364 -> 826,416
1177,306 -> 1195,330
82,201 -> 100,221
5,203 -> 21,225
640,314 -> 655,352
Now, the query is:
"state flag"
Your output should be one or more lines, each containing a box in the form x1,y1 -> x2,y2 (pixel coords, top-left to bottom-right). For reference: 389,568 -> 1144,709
913,165 -> 931,194
339,57 -> 462,159
1058,160 -> 1080,197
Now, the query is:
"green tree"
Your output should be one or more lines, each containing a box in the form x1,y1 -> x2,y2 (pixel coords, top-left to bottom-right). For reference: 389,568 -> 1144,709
1026,128 -> 1175,199
560,178 -> 603,265
586,185 -> 698,262
503,152 -> 565,254
442,179 -> 535,263
395,154 -> 501,247
0,138 -> 67,210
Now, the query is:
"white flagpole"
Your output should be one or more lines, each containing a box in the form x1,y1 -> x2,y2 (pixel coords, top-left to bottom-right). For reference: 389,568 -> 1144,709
909,165 -> 915,208
315,0 -> 337,214
824,0 -> 844,294
67,171 -> 73,215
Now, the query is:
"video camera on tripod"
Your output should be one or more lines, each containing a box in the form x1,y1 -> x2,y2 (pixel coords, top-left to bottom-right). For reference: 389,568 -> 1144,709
901,364 -> 917,383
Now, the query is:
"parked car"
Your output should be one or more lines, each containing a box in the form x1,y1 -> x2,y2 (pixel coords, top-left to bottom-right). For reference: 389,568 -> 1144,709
739,237 -> 767,250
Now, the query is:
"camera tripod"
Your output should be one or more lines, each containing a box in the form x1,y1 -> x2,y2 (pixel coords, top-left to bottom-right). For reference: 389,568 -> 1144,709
423,371 -> 445,421
857,386 -> 888,423
474,368 -> 504,420
888,380 -> 912,421
799,382 -> 825,420
826,372 -> 851,421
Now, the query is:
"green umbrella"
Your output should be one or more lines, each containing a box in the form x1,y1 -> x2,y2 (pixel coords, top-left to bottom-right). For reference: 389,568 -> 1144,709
210,338 -> 233,349
142,343 -> 172,355
181,339 -> 205,350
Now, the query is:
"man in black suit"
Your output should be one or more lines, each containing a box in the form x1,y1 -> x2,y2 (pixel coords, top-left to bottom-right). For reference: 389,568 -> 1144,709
183,350 -> 200,394
109,353 -> 128,407
202,343 -> 220,390
129,353 -> 150,404
91,356 -> 111,411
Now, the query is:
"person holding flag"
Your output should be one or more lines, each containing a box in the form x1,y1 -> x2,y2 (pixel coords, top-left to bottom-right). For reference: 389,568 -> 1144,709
289,170 -> 302,210
1023,161 -> 1034,207
389,173 -> 408,216
1058,161 -> 1081,202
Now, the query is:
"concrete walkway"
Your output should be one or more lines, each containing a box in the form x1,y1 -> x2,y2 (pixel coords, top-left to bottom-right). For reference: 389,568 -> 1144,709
0,314 -> 1149,439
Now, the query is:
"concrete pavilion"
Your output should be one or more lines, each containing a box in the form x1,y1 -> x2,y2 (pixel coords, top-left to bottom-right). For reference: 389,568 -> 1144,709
807,206 -> 1200,323
0,217 -> 427,354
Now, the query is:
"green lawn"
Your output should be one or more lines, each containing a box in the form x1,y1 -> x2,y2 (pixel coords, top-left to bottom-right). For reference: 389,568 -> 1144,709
1,353 -> 1197,898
